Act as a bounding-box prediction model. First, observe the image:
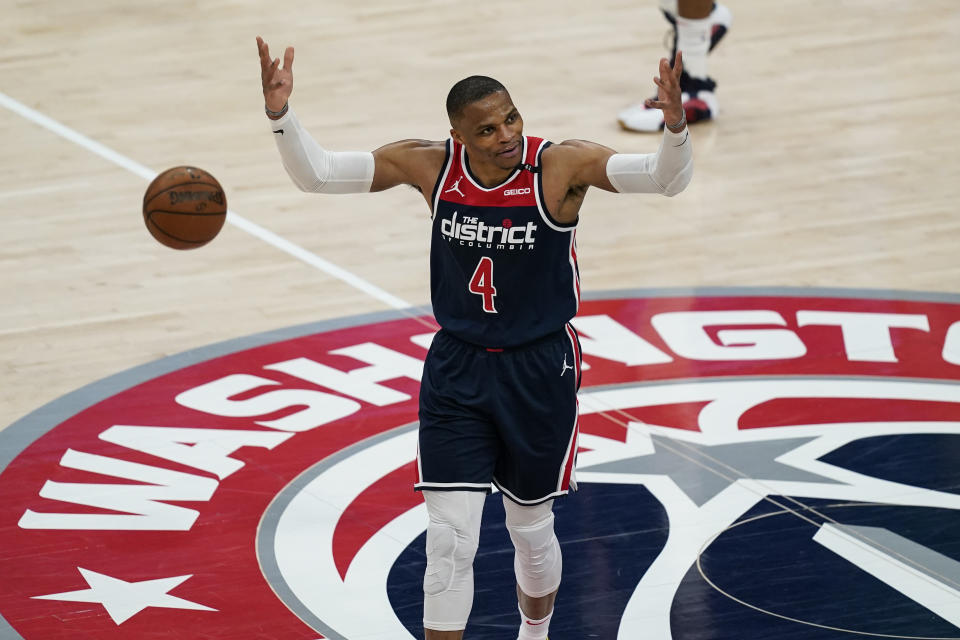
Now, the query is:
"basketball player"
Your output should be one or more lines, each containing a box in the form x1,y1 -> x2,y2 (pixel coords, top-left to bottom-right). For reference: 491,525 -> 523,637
618,0 -> 732,131
257,35 -> 692,640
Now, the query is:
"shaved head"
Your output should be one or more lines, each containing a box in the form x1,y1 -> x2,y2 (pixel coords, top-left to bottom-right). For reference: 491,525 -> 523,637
446,75 -> 507,124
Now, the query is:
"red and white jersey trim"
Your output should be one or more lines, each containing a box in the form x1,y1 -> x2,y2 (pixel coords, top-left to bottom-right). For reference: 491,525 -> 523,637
569,231 -> 581,311
459,137 -> 526,192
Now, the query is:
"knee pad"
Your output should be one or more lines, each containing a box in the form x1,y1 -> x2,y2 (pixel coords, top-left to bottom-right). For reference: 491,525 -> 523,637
422,491 -> 484,631
423,521 -> 479,596
504,499 -> 562,598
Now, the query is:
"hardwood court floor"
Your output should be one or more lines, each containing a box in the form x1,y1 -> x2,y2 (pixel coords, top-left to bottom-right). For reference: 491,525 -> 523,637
2,0 -> 959,430
1,3 -> 960,638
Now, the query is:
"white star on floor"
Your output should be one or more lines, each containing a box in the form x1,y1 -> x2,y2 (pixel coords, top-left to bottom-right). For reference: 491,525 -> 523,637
33,567 -> 216,624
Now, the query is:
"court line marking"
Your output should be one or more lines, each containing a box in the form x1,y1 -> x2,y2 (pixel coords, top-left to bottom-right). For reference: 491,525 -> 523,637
695,506 -> 960,639
0,90 -> 411,311
0,181 -> 89,199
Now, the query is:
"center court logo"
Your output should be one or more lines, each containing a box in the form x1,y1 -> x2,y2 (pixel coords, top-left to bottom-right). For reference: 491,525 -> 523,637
2,289 -> 960,639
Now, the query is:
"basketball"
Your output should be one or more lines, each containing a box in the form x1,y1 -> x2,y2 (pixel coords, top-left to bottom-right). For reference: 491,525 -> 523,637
142,166 -> 227,250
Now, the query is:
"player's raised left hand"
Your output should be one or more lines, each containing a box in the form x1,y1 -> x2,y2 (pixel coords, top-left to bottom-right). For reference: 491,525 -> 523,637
257,36 -> 294,115
644,51 -> 685,131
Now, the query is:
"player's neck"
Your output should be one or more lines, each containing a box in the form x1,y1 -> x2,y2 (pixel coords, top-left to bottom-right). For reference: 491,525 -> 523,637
468,157 -> 514,188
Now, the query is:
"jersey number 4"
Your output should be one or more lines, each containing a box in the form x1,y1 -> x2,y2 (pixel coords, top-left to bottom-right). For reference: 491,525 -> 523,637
469,256 -> 498,313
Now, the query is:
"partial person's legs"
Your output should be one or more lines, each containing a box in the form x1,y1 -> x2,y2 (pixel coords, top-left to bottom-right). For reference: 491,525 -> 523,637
618,0 -> 732,131
503,496 -> 562,640
673,0 -> 723,124
423,490 -> 486,640
675,0 -> 715,79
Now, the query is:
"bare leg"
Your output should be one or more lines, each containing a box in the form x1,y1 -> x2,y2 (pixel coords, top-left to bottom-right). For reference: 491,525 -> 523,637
518,585 -> 557,620
425,630 -> 464,640
678,0 -> 713,19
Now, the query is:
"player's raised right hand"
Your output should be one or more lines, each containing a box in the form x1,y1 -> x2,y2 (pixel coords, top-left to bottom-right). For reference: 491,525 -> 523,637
257,36 -> 294,114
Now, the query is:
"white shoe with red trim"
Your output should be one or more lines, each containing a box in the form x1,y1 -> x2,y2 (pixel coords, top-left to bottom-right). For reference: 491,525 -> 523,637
617,2 -> 730,132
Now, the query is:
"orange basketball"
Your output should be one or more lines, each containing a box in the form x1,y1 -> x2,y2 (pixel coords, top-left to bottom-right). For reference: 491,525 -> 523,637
142,166 -> 227,250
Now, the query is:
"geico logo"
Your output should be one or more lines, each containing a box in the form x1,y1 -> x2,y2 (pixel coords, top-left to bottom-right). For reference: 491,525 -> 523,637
441,212 -> 537,245
503,188 -> 531,196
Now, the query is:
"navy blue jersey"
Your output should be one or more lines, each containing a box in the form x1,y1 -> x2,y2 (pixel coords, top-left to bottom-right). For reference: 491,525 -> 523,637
429,136 -> 580,348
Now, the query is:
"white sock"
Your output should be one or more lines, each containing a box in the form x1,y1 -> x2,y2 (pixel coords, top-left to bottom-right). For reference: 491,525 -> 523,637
676,15 -> 711,79
658,0 -> 678,13
517,606 -> 552,640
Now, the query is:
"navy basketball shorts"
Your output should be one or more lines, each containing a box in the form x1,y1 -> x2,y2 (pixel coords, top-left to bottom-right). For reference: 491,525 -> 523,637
416,324 -> 582,505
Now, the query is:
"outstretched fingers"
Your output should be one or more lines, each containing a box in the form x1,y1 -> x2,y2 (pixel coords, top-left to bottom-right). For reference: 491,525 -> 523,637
643,54 -> 684,115
266,59 -> 283,92
660,56 -> 672,82
256,36 -> 272,73
257,36 -> 294,110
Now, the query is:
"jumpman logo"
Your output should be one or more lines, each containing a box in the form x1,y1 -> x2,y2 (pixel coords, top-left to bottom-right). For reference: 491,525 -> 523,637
445,176 -> 465,198
561,354 -> 575,377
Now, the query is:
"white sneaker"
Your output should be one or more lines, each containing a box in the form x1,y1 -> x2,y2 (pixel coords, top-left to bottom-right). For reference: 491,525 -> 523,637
618,2 -> 730,132
618,75 -> 718,132
617,101 -> 668,132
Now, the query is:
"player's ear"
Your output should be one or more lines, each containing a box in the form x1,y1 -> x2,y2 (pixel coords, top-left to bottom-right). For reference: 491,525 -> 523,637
449,128 -> 464,145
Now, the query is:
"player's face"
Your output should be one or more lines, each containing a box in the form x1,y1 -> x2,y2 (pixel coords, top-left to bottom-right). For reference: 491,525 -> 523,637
451,91 -> 524,172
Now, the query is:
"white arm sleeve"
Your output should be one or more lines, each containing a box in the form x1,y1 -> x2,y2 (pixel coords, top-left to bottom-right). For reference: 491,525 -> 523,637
605,126 -> 693,196
267,107 -> 375,194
